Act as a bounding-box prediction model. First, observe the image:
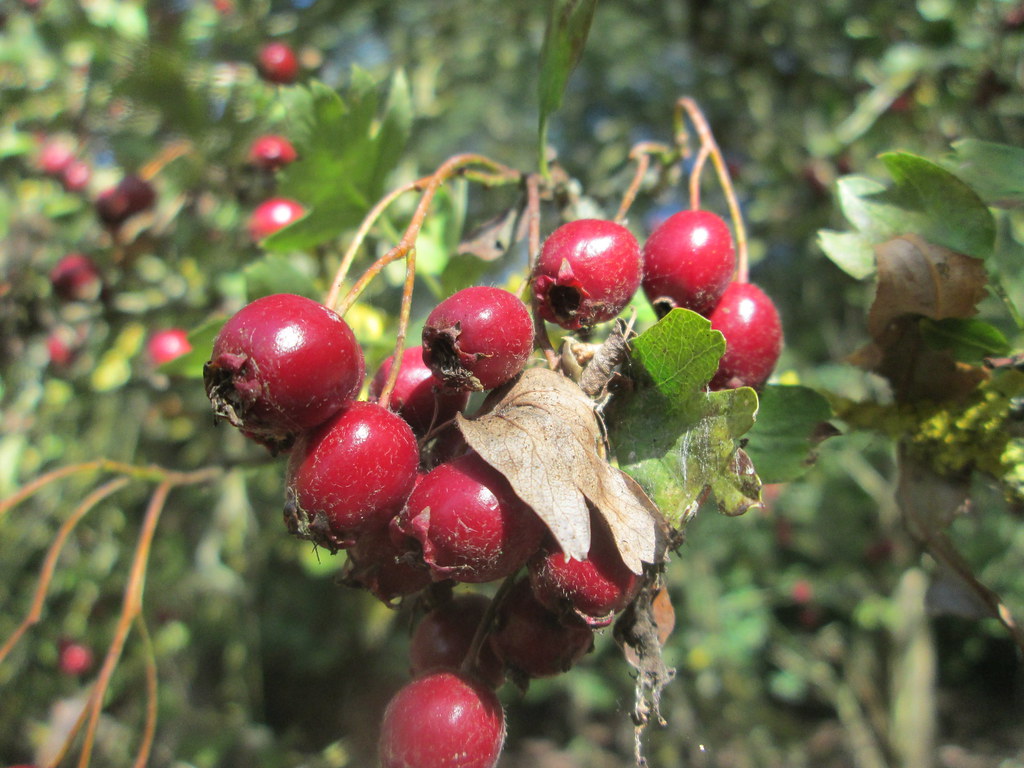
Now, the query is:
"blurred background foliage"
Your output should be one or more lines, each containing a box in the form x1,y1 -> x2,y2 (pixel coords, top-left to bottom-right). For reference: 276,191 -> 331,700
1,0 -> 1023,766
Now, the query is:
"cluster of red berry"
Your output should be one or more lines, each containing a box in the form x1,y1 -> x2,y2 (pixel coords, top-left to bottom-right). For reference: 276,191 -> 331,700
202,207 -> 782,767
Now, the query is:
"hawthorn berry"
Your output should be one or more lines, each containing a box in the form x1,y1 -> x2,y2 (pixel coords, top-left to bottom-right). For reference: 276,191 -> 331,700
528,511 -> 641,627
247,134 -> 298,171
58,641 -> 93,676
340,527 -> 432,605
248,197 -> 305,241
36,139 -> 74,176
257,41 -> 299,84
50,253 -> 102,302
379,670 -> 506,768
708,281 -> 783,390
641,209 -> 736,316
204,293 -> 364,449
533,218 -> 642,329
421,286 -> 533,391
488,578 -> 593,680
369,346 -> 470,435
148,328 -> 192,366
409,594 -> 505,689
285,401 -> 419,550
394,452 -> 545,583
95,174 -> 156,228
60,160 -> 91,193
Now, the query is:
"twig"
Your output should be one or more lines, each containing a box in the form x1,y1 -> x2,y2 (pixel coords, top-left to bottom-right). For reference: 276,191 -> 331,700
377,245 -> 418,410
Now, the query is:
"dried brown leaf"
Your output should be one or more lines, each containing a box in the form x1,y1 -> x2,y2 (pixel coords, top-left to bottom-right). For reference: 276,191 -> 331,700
456,367 -> 667,573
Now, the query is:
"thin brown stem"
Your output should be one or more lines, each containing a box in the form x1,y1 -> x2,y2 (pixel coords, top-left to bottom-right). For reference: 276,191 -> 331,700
524,174 -> 558,369
377,245 -> 418,410
460,572 -> 518,680
688,144 -> 711,211
675,97 -> 749,282
139,139 -> 194,181
614,142 -> 672,224
131,615 -> 159,768
0,477 -> 130,666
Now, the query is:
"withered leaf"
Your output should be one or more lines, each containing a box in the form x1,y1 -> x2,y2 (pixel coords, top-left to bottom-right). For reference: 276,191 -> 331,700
456,367 -> 667,574
868,234 -> 988,340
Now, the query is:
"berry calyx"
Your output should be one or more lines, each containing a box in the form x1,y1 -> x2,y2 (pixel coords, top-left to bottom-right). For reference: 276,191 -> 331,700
148,328 -> 192,366
247,134 -> 298,171
528,511 -> 641,627
49,253 -> 102,302
641,209 -> 736,316
421,286 -> 534,392
248,197 -> 305,241
409,594 -> 504,688
488,578 -> 593,680
369,346 -> 470,435
394,452 -> 545,583
95,174 -> 156,228
533,219 -> 642,329
257,41 -> 299,84
708,281 -> 783,390
378,670 -> 506,768
340,527 -> 432,605
285,401 -> 419,550
204,293 -> 364,449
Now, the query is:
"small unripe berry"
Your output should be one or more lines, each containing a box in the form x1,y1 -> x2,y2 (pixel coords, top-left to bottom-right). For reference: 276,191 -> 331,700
369,346 -> 470,435
257,41 -> 299,84
642,209 -> 736,316
708,282 -> 783,390
247,134 -> 297,170
248,197 -> 305,241
395,452 -> 545,583
286,401 -> 419,550
204,293 -> 364,449
148,329 -> 192,366
533,219 -> 642,329
422,286 -> 533,392
379,670 -> 506,768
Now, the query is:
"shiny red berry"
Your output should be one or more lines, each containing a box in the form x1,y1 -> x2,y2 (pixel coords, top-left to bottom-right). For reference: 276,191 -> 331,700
148,328 -> 192,366
395,452 -> 545,583
528,511 -> 641,627
95,174 -> 156,228
285,401 -> 419,550
488,578 -> 593,680
204,293 -> 364,450
379,670 -> 505,768
257,41 -> 299,84
409,594 -> 505,689
642,209 -> 736,316
247,134 -> 298,170
369,346 -> 470,435
708,282 -> 783,390
49,253 -> 102,302
533,219 -> 642,329
421,286 -> 533,391
248,197 -> 305,241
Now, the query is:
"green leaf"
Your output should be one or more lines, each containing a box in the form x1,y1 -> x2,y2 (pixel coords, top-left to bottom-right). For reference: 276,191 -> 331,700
537,0 -> 597,172
265,72 -> 413,252
243,253 -> 319,300
919,317 -> 1011,362
609,310 -> 761,527
946,139 -> 1024,209
743,385 -> 835,483
158,316 -> 227,379
818,229 -> 876,280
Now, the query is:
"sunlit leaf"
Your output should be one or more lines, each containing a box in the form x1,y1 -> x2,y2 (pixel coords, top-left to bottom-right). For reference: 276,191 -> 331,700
743,385 -> 835,483
919,317 -> 1011,362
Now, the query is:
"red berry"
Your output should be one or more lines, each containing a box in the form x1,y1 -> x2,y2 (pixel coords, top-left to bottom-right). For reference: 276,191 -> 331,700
257,41 -> 299,84
60,160 -> 91,192
369,346 -> 470,435
204,294 -> 365,450
37,139 -> 74,176
708,282 -> 782,390
641,209 -> 736,316
49,253 -> 102,302
46,328 -> 78,367
395,452 -> 545,583
533,219 -> 642,329
409,594 -> 504,688
95,174 -> 156,228
488,578 -> 593,680
421,286 -> 533,391
285,401 -> 419,550
528,512 -> 641,627
58,642 -> 93,676
247,134 -> 298,170
148,328 -> 192,366
248,197 -> 305,241
379,670 -> 505,768
340,527 -> 432,605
